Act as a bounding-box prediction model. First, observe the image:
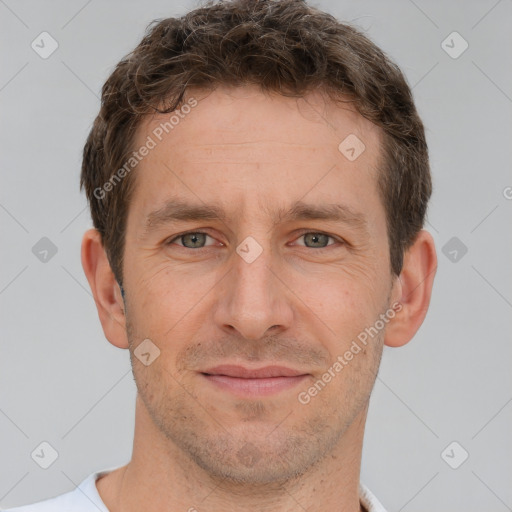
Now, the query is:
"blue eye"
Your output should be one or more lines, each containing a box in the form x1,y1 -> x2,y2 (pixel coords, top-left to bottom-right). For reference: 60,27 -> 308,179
168,232 -> 215,248
295,232 -> 337,249
167,231 -> 340,250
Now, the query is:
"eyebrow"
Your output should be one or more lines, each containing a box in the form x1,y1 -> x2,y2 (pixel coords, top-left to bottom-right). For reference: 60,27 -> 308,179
143,197 -> 368,236
270,201 -> 367,230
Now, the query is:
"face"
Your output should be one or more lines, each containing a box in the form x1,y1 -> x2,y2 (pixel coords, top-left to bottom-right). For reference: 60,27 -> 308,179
121,86 -> 398,484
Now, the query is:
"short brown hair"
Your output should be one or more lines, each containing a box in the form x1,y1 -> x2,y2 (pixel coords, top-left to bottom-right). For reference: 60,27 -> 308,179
80,0 -> 431,287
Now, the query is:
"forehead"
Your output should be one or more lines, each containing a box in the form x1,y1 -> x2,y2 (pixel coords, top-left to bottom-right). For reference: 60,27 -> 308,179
137,86 -> 380,155
127,86 -> 384,230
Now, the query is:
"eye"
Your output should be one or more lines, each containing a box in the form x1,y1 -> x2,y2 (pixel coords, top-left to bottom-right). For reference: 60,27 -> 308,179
293,232 -> 340,249
167,231 -> 217,249
166,230 -> 342,250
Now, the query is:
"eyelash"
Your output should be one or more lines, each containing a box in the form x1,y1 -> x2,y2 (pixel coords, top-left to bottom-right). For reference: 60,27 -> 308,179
166,230 -> 343,250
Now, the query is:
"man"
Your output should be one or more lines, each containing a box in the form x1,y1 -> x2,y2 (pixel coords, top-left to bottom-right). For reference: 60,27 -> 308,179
6,0 -> 436,510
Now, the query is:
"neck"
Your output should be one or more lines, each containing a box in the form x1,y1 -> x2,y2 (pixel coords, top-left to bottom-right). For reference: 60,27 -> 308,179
97,395 -> 368,512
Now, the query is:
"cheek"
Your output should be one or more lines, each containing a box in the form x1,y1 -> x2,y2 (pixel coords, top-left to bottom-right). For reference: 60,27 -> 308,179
129,261 -> 209,321
295,262 -> 385,328
125,263 -> 221,373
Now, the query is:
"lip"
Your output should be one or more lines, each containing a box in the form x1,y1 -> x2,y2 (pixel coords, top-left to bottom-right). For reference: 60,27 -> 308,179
202,364 -> 307,378
200,365 -> 310,398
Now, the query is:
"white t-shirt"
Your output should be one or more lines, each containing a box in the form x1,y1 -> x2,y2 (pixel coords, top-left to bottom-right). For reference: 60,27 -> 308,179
2,466 -> 387,512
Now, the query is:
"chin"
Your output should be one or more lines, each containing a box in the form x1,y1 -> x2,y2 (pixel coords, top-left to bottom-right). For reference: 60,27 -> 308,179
171,419 -> 343,487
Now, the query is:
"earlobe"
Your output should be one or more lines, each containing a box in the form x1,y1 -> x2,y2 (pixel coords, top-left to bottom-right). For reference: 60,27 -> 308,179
81,228 -> 129,349
384,229 -> 437,348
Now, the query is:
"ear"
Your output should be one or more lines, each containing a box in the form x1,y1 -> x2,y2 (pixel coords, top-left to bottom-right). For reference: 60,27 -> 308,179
81,228 -> 129,349
384,229 -> 437,348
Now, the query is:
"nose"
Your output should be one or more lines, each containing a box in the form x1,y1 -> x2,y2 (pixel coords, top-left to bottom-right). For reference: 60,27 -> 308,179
213,242 -> 294,341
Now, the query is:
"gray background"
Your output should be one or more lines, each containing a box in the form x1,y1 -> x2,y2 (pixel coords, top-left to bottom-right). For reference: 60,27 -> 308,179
1,0 -> 511,510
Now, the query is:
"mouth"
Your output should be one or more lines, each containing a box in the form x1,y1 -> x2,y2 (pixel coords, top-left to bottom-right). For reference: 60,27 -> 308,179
200,364 -> 310,398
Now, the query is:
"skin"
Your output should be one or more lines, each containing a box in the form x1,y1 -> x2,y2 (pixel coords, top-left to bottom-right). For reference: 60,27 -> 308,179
82,85 -> 437,512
